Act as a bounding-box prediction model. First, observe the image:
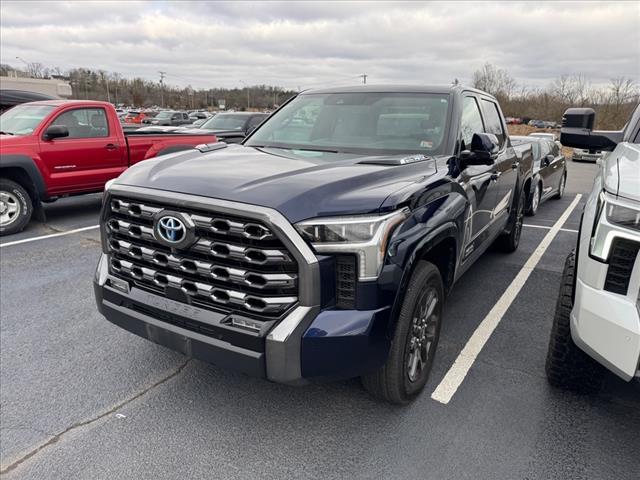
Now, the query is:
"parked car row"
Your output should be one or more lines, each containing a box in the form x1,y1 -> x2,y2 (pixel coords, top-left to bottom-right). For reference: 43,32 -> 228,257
0,100 -> 217,235
528,119 -> 560,129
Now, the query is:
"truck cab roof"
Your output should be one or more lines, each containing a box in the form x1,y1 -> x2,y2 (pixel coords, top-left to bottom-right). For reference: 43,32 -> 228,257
302,84 -> 495,99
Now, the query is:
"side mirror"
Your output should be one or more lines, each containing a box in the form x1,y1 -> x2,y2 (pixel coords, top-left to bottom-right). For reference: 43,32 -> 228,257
460,133 -> 500,168
543,154 -> 554,166
559,107 -> 622,152
43,125 -> 69,140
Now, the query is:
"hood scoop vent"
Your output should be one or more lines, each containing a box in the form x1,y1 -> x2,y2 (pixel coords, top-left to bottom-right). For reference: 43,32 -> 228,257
358,154 -> 431,166
196,142 -> 228,153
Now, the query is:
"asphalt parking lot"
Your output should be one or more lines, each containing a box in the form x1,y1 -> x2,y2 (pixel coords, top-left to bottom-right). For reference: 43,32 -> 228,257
1,159 -> 638,480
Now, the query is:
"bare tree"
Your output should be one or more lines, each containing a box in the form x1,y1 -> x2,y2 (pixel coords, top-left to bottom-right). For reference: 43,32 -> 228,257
472,63 -> 515,98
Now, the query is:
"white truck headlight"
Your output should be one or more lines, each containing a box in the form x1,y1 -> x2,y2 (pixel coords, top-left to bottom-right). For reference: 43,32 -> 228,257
590,191 -> 640,261
606,202 -> 640,232
295,208 -> 409,280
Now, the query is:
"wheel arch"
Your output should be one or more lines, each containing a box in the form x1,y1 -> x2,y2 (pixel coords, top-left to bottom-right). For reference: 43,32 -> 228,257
0,155 -> 47,202
386,223 -> 459,337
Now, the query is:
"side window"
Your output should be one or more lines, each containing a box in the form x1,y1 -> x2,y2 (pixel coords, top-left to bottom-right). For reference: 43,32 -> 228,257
247,116 -> 264,130
50,108 -> 109,138
549,141 -> 559,156
183,113 -> 189,120
480,99 -> 506,147
270,98 -> 322,143
460,96 -> 484,150
539,141 -> 551,158
171,113 -> 180,120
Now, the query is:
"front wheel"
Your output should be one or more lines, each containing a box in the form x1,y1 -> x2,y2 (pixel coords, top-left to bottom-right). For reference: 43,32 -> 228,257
362,261 -> 444,404
0,179 -> 33,236
545,251 -> 606,392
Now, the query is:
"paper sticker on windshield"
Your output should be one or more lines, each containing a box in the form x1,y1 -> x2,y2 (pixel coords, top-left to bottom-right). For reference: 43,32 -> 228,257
420,140 -> 433,148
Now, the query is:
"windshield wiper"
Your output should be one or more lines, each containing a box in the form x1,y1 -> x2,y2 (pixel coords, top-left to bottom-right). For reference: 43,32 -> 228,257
250,144 -> 339,153
0,131 -> 14,135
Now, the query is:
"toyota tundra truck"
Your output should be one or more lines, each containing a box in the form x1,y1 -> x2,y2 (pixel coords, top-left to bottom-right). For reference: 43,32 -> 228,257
546,104 -> 640,391
94,85 -> 533,404
0,100 -> 217,235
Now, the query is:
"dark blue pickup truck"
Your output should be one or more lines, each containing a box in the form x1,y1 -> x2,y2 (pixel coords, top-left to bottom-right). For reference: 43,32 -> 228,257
94,85 -> 533,404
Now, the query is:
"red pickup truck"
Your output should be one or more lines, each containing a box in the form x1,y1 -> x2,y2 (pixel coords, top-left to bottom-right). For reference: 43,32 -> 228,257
0,100 -> 217,235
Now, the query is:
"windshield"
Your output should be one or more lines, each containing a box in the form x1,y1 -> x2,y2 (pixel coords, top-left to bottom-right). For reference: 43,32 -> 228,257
201,114 -> 248,130
245,92 -> 450,155
156,111 -> 173,119
0,104 -> 55,135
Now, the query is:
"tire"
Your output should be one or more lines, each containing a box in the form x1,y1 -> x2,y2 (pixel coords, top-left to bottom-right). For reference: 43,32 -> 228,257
526,181 -> 541,216
495,186 -> 525,253
0,178 -> 33,236
362,261 -> 444,404
545,251 -> 606,393
553,171 -> 566,199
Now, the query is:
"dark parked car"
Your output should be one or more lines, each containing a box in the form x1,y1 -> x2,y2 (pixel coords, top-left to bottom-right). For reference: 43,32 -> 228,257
94,85 -> 533,404
198,112 -> 269,143
148,111 -> 192,126
511,135 -> 567,215
188,111 -> 210,120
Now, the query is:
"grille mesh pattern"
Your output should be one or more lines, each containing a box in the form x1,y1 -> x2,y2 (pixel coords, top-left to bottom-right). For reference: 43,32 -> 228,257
604,238 -> 640,295
336,255 -> 357,309
105,196 -> 298,319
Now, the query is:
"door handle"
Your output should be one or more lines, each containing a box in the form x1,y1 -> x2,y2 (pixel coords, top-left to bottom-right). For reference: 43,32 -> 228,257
105,143 -> 118,150
491,172 -> 501,181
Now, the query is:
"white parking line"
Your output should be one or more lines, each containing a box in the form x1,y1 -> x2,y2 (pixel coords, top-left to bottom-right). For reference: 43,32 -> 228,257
524,224 -> 578,233
431,194 -> 582,405
0,225 -> 100,248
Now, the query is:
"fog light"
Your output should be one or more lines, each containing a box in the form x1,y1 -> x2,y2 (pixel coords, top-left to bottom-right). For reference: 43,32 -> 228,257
109,277 -> 130,293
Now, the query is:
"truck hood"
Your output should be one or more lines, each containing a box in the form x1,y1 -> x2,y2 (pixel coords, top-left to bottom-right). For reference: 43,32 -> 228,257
115,144 -> 440,223
602,142 -> 640,203
0,133 -> 38,151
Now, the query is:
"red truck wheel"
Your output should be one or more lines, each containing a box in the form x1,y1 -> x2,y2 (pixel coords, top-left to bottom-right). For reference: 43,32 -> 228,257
0,179 -> 33,236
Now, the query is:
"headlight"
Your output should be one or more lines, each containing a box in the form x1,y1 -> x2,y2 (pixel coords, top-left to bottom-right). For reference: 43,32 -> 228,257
606,202 -> 640,231
590,191 -> 640,261
295,208 -> 409,280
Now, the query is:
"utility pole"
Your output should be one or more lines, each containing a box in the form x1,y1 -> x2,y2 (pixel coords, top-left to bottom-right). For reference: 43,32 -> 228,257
360,74 -> 368,84
159,71 -> 166,108
239,80 -> 250,110
105,74 -> 111,103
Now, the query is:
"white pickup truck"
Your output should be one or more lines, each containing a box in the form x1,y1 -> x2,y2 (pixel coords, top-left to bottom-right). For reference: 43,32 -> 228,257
546,105 -> 640,392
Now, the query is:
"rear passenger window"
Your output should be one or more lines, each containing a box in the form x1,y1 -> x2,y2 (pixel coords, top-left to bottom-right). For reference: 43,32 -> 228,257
480,99 -> 506,148
50,108 -> 109,138
460,97 -> 484,150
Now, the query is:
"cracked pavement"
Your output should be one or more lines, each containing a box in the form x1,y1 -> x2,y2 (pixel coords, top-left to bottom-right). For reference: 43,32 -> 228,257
1,161 -> 638,479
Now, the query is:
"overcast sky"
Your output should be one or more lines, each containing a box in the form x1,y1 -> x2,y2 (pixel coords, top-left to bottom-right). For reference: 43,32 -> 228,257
1,1 -> 638,91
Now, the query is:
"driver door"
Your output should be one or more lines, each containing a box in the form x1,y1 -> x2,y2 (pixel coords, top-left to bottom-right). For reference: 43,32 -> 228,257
458,95 -> 500,259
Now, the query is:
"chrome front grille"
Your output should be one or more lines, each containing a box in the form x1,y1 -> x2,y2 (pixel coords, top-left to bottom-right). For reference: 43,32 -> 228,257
105,196 -> 299,319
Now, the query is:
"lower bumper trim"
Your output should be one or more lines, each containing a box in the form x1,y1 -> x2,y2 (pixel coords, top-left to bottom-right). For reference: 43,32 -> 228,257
95,282 -> 265,378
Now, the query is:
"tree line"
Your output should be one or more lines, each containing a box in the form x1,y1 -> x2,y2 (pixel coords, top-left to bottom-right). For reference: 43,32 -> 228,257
0,63 -> 297,111
1,62 -> 638,126
471,63 -> 638,129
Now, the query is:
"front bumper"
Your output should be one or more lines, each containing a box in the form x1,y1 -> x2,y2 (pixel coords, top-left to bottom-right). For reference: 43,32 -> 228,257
94,253 -> 392,384
571,256 -> 640,381
572,151 -> 601,162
